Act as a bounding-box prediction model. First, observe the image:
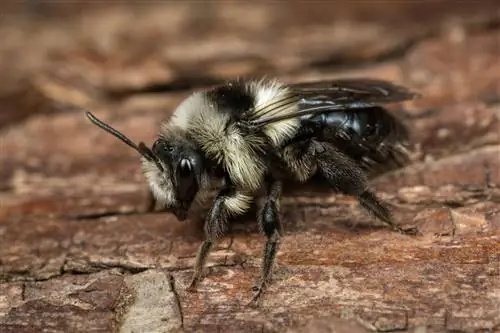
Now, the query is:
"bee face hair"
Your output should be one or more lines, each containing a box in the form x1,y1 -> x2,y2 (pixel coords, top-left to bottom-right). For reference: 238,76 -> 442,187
140,147 -> 175,209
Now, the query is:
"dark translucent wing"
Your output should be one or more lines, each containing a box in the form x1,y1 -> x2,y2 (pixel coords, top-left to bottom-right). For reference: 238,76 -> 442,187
248,78 -> 419,128
290,78 -> 419,104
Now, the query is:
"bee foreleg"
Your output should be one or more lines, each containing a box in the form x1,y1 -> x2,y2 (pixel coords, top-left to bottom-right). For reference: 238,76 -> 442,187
187,187 -> 253,292
314,142 -> 418,235
187,238 -> 214,292
249,180 -> 283,306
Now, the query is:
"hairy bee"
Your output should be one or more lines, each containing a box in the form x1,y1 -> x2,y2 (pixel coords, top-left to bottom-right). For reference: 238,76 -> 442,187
86,77 -> 420,305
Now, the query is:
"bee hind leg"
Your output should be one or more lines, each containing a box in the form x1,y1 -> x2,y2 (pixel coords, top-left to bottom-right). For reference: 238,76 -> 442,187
248,180 -> 283,307
358,189 -> 419,235
314,141 -> 418,235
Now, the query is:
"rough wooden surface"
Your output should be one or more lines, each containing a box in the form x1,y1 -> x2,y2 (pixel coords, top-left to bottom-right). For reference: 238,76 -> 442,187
0,2 -> 499,333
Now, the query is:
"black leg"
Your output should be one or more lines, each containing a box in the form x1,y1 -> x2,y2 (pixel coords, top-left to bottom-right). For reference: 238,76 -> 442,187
187,239 -> 214,291
249,180 -> 283,306
314,142 -> 418,235
187,187 -> 252,291
357,190 -> 414,233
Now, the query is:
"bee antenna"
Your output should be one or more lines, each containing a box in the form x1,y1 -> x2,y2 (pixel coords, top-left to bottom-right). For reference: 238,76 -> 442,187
85,112 -> 164,171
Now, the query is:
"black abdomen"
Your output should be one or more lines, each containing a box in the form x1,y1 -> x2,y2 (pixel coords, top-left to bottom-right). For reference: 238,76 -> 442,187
299,106 -> 411,176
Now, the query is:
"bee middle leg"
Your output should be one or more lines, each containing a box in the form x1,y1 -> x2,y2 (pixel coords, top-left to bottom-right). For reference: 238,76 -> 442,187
249,179 -> 283,306
187,187 -> 252,292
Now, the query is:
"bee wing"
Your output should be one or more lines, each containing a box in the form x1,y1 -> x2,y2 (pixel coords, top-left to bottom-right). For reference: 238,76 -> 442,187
290,78 -> 419,104
248,78 -> 419,128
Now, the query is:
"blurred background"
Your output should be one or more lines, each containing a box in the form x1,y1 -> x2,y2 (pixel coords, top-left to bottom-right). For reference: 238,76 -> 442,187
1,0 -> 499,113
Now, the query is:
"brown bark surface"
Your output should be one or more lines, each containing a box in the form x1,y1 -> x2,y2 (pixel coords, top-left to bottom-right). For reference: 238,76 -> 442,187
0,1 -> 499,332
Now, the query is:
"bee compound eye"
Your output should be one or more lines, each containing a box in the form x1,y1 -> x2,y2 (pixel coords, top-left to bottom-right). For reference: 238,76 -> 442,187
179,158 -> 192,176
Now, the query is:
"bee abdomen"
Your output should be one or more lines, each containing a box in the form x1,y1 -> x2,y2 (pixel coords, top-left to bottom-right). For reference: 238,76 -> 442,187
302,107 -> 404,140
301,106 -> 411,176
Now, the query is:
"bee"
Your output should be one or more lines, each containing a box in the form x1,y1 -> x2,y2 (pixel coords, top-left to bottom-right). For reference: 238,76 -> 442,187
86,77 -> 420,305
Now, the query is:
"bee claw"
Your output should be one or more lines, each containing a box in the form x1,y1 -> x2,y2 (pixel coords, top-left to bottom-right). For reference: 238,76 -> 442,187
247,289 -> 265,308
247,277 -> 269,307
186,279 -> 200,293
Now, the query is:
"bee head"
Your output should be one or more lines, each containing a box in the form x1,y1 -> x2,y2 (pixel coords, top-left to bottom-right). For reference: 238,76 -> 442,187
85,112 -> 203,221
147,136 -> 204,220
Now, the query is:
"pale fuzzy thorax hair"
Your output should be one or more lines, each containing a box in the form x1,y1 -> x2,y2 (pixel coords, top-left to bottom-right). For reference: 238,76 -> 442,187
247,79 -> 301,147
280,144 -> 317,182
160,86 -> 266,192
165,92 -> 209,131
188,110 -> 267,192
